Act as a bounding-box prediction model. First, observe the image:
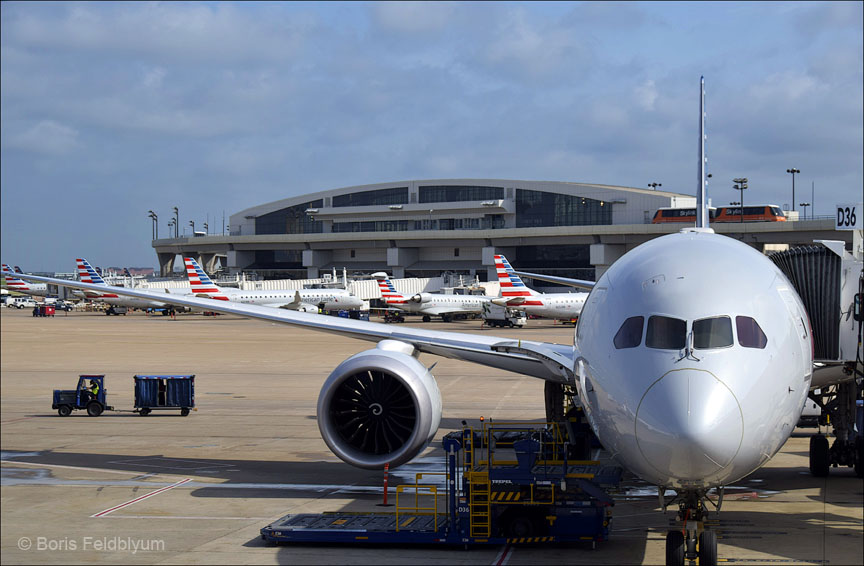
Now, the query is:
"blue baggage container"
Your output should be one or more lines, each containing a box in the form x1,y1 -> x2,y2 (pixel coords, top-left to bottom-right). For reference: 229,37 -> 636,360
133,375 -> 195,416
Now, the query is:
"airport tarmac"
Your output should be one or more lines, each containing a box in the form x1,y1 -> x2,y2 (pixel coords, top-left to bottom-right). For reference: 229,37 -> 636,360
1,307 -> 862,565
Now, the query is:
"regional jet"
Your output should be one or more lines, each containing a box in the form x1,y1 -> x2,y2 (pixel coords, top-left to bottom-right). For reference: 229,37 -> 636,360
2,264 -> 49,297
491,254 -> 587,320
73,258 -> 175,311
375,272 -> 490,322
14,79 -> 843,565
184,257 -> 365,312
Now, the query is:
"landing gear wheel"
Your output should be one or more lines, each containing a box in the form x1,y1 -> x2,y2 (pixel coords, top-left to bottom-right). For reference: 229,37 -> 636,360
180,407 -> 190,416
57,405 -> 72,417
442,314 -> 452,323
86,401 -> 104,417
139,408 -> 151,416
809,435 -> 830,477
544,382 -> 565,424
422,315 -> 431,323
699,530 -> 717,566
666,530 -> 685,566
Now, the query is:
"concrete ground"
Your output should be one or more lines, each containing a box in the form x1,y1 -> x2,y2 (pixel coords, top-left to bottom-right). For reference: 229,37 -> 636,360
1,307 -> 862,565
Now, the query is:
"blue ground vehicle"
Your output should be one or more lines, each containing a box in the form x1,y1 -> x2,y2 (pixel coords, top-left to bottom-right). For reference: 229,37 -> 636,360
261,417 -> 621,547
52,375 -> 113,417
134,375 -> 195,416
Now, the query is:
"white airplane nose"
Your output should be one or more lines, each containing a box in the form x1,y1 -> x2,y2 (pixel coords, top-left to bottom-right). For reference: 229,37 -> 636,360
635,369 -> 743,482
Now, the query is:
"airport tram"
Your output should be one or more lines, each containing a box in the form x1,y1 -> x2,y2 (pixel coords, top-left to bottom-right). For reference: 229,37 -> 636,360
652,204 -> 786,224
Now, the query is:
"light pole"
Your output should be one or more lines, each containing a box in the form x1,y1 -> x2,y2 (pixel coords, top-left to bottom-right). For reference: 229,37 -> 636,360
732,178 -> 748,222
799,202 -> 810,220
167,219 -> 175,238
173,207 -> 179,238
786,168 -> 800,211
189,220 -> 195,235
648,182 -> 662,190
148,210 -> 158,240
203,222 -> 208,235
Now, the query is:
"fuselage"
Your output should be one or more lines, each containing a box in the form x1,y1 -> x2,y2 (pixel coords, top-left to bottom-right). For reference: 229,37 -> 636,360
217,288 -> 364,311
574,229 -> 812,489
506,292 -> 586,320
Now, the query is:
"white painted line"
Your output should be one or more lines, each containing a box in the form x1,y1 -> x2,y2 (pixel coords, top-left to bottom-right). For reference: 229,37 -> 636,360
0,459 -> 185,478
105,515 -> 272,520
91,478 -> 191,517
493,544 -> 513,565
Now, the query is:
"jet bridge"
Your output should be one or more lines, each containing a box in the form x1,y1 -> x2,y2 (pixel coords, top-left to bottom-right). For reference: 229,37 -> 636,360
770,241 -> 863,477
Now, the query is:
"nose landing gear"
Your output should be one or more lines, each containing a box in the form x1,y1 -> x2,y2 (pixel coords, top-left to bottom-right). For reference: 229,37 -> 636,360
662,488 -> 720,566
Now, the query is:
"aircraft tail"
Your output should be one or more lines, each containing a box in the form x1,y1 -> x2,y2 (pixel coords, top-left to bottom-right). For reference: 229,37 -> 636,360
494,255 -> 539,298
77,258 -> 107,285
14,266 -> 23,273
184,257 -> 229,300
372,272 -> 407,304
2,263 -> 35,292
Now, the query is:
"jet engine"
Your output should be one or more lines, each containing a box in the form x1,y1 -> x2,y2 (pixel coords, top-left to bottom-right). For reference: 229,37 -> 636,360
410,293 -> 434,303
317,340 -> 442,469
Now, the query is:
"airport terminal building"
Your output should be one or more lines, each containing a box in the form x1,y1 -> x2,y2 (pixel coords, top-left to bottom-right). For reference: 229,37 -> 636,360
154,179 -> 698,281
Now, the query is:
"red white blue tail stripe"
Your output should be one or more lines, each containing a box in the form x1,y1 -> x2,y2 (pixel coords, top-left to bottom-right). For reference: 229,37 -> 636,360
2,263 -> 34,292
76,258 -> 119,298
77,258 -> 107,285
374,273 -> 407,304
494,254 -> 542,305
184,258 -> 229,300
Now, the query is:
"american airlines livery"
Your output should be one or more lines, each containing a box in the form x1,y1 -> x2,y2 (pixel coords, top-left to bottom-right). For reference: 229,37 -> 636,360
374,272 -> 490,322
491,254 -> 587,320
74,258 -> 173,311
12,79 -> 849,565
2,264 -> 49,297
184,257 -> 364,312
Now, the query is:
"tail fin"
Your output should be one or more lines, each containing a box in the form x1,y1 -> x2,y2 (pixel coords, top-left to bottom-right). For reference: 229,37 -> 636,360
184,257 -> 229,300
372,272 -> 407,304
14,266 -> 23,273
494,254 -> 539,298
2,263 -> 34,292
77,258 -> 107,285
123,267 -> 132,277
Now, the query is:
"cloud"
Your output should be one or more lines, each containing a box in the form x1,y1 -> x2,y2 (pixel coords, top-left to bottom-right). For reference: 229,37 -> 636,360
635,80 -> 658,111
371,1 -> 455,34
6,120 -> 80,154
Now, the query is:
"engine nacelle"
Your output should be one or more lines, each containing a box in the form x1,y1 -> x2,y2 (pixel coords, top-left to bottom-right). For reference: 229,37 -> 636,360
317,340 -> 442,469
410,293 -> 434,304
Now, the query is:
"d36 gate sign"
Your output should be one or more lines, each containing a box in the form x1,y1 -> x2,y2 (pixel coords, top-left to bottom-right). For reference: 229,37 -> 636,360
835,203 -> 862,230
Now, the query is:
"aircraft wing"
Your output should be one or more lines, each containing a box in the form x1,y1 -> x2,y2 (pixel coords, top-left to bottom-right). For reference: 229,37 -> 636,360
276,291 -> 304,310
12,273 -> 576,383
511,271 -> 595,290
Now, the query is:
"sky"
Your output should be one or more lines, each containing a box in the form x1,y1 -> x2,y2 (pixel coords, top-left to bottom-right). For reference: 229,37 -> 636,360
1,1 -> 862,272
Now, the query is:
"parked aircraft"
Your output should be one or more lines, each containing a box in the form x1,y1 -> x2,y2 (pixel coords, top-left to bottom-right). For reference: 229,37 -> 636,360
375,272 -> 490,322
2,264 -> 49,297
185,257 -> 364,312
11,79 -> 836,565
491,254 -> 587,320
73,258 -> 174,311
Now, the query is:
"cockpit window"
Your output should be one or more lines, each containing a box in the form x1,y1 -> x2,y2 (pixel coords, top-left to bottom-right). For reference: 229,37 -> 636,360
736,316 -> 768,349
613,316 -> 644,349
646,316 -> 686,350
693,316 -> 733,349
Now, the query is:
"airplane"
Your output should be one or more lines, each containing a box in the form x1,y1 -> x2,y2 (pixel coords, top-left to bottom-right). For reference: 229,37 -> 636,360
11,78 -> 835,565
491,254 -> 587,320
2,264 -> 49,297
72,258 -> 176,311
374,272 -> 491,322
184,257 -> 365,312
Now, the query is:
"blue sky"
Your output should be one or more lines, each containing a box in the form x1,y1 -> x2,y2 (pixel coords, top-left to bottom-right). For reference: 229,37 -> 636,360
2,1 -> 861,271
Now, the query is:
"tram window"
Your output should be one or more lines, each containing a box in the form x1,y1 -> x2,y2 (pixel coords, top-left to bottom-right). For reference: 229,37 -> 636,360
646,316 -> 686,350
736,316 -> 768,349
613,316 -> 644,349
693,316 -> 733,348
